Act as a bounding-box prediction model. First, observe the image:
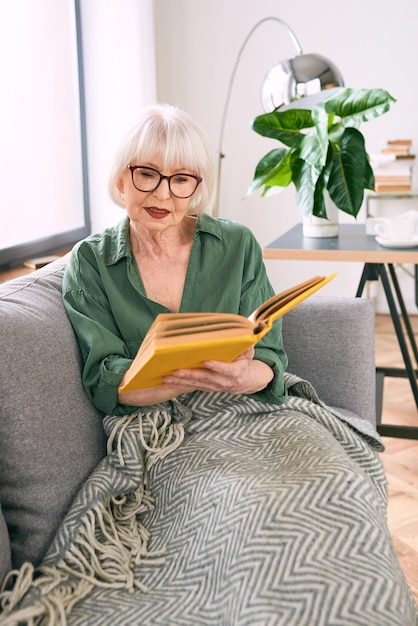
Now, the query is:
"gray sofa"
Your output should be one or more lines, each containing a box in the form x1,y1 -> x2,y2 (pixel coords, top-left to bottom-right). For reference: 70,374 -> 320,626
0,257 -> 376,587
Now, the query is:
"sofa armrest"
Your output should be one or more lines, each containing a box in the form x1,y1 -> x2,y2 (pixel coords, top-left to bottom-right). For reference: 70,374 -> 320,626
0,259 -> 107,572
0,502 -> 11,587
282,296 -> 376,426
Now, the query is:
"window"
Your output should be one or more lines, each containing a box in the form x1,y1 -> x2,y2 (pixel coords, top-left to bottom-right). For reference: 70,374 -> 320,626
0,0 -> 89,269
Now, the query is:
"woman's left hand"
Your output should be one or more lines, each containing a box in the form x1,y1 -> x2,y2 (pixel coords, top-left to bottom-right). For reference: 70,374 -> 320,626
162,347 -> 274,395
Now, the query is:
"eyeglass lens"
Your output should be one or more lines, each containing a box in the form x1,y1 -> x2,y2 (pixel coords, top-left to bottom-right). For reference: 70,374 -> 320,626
130,167 -> 200,198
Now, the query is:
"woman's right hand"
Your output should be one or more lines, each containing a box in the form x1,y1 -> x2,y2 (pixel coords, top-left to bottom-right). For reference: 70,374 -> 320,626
118,381 -> 194,407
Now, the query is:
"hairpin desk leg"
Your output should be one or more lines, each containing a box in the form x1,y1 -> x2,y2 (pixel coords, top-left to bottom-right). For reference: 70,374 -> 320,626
415,264 -> 418,308
356,262 -> 418,439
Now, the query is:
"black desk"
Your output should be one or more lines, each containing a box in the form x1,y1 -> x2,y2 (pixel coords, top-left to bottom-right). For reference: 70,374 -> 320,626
264,224 -> 418,439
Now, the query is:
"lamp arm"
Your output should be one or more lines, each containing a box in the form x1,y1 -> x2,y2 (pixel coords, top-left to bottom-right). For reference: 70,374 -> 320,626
214,17 -> 303,217
219,17 -> 303,154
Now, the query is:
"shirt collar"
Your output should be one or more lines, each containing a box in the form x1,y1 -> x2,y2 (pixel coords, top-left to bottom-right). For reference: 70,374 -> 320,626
104,213 -> 223,266
104,217 -> 132,266
194,212 -> 223,239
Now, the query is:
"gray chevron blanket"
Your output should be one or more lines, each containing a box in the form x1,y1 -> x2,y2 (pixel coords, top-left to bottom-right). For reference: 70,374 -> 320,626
1,374 -> 417,626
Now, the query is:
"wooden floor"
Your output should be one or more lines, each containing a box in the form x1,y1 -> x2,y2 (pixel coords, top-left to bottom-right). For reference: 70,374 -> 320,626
375,314 -> 418,601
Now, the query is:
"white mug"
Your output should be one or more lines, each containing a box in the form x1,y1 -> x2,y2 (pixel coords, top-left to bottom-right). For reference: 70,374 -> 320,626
375,215 -> 416,242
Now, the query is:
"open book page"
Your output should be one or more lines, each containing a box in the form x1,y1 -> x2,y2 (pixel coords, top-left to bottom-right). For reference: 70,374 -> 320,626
147,312 -> 253,334
251,276 -> 323,322
250,274 -> 336,335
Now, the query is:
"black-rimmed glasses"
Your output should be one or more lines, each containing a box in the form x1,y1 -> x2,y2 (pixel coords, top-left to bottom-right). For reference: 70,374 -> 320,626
127,165 -> 202,199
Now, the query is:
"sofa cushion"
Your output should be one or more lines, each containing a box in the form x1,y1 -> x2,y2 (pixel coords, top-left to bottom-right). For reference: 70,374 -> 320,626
0,259 -> 106,569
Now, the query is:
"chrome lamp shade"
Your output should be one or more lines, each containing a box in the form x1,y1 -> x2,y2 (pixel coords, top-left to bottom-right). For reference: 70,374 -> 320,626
261,52 -> 345,112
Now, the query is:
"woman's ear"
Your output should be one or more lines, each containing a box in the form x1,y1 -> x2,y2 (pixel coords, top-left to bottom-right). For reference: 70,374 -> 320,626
116,176 -> 126,201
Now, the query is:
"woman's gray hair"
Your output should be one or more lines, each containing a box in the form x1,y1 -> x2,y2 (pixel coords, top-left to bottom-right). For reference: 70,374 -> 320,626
108,104 -> 215,214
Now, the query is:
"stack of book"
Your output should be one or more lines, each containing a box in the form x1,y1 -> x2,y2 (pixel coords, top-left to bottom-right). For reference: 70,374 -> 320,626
371,140 -> 415,193
381,139 -> 414,159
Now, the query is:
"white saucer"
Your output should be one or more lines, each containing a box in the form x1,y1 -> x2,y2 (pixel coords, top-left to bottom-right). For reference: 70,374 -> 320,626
375,234 -> 418,249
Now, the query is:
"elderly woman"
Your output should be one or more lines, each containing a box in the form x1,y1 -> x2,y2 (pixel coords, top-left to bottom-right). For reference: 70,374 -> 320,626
62,104 -> 287,415
4,105 -> 415,626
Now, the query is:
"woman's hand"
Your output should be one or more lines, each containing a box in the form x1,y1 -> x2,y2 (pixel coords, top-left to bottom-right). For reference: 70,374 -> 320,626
118,380 -> 192,408
162,347 -> 274,395
118,348 -> 274,407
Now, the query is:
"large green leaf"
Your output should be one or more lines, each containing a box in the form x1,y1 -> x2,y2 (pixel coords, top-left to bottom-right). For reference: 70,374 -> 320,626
251,109 -> 313,148
247,148 -> 292,195
312,168 -> 331,218
311,103 -> 331,162
293,159 -> 323,217
327,127 -> 367,217
324,88 -> 396,131
299,132 -> 328,168
364,158 -> 375,190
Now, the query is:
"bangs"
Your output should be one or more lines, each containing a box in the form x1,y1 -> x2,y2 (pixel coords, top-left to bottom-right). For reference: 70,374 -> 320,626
131,119 -> 203,175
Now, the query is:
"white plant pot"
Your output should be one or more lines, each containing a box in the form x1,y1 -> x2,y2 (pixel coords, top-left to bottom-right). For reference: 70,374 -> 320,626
302,194 -> 339,238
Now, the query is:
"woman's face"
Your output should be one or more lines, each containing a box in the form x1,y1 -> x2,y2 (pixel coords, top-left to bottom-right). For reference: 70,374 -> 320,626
117,156 -> 197,233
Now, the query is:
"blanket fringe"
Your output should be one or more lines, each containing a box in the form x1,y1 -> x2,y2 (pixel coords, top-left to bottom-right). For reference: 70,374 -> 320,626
0,563 -> 93,626
0,410 -> 185,625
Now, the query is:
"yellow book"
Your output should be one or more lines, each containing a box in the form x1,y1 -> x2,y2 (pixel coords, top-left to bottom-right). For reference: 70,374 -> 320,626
118,273 -> 336,392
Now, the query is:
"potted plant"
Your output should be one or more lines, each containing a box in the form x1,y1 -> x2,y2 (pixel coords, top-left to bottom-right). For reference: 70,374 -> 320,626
247,88 -> 396,229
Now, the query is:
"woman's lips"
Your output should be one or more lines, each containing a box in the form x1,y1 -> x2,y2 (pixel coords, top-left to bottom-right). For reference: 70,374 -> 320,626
145,207 -> 170,219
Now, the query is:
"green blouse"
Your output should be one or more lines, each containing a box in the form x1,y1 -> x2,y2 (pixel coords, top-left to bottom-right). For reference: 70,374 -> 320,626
62,214 -> 288,415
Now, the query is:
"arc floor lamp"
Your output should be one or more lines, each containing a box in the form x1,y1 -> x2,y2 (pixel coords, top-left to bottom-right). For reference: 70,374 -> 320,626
215,17 -> 345,216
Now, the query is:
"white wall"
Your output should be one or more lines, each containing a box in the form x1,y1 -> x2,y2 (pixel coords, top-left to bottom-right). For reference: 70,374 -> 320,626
153,0 -> 418,312
80,0 -> 157,233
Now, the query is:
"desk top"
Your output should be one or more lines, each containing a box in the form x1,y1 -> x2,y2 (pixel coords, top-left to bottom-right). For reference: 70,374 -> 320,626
264,224 -> 418,263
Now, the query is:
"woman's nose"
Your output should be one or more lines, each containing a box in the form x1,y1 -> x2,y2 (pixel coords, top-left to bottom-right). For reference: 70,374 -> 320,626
154,177 -> 171,198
